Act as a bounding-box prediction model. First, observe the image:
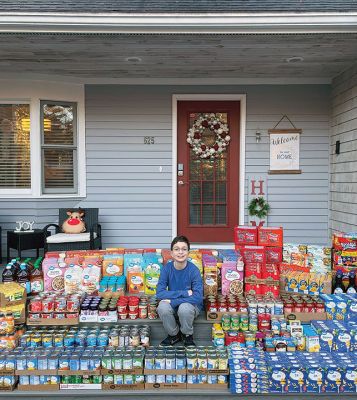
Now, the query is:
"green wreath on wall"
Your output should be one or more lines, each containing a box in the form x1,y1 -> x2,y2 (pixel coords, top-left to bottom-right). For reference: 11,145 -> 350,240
248,197 -> 270,219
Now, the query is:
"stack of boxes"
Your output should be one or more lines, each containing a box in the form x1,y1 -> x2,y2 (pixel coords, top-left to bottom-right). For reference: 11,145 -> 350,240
234,226 -> 283,297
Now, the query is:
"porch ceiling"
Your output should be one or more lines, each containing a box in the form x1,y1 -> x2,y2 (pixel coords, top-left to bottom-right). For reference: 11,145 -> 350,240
1,32 -> 357,81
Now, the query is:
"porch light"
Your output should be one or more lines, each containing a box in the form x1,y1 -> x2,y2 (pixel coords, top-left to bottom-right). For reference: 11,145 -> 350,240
255,129 -> 261,143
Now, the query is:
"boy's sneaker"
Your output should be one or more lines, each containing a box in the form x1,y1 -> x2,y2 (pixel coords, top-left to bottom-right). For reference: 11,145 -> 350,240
160,333 -> 181,346
183,334 -> 196,347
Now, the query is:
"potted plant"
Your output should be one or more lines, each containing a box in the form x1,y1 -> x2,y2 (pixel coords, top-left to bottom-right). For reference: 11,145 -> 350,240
248,197 -> 270,226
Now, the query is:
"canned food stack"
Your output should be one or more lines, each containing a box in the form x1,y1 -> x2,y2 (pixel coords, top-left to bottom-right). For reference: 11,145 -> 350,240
28,292 -> 81,321
101,347 -> 145,386
228,346 -> 269,394
186,346 -> 229,386
0,352 -> 17,389
281,294 -> 326,315
144,346 -> 187,386
0,311 -> 16,349
19,325 -> 150,348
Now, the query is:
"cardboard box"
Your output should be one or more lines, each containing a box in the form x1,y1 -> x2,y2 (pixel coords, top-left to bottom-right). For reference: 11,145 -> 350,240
102,383 -> 144,390
18,384 -> 59,391
27,316 -> 79,326
60,384 -> 102,390
60,370 -> 101,376
0,283 -> 26,307
187,383 -> 229,390
284,311 -> 327,323
234,226 -> 258,246
145,383 -> 187,390
0,303 -> 26,324
206,311 -> 242,322
16,370 -> 58,376
0,369 -> 15,376
144,369 -> 185,375
187,369 -> 229,375
102,368 -> 143,375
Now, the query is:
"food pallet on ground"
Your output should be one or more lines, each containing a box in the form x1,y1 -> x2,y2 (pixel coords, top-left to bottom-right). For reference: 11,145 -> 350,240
0,226 -> 356,392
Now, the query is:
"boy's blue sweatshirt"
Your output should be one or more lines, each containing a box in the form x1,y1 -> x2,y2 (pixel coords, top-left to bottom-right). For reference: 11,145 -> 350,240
156,260 -> 203,310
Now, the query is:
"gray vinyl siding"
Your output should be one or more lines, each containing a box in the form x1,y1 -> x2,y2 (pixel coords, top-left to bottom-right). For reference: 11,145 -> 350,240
330,64 -> 357,234
0,84 -> 330,253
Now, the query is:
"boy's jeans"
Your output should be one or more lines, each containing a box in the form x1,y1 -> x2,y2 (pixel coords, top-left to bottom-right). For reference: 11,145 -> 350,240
157,300 -> 200,336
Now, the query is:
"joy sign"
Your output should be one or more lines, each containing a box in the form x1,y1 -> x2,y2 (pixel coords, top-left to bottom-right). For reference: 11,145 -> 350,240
15,220 -> 35,232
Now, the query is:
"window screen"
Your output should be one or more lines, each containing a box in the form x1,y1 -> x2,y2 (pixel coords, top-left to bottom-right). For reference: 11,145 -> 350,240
41,101 -> 77,193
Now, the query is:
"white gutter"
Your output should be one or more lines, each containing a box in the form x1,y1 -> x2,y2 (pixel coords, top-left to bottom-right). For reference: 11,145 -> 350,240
0,12 -> 357,34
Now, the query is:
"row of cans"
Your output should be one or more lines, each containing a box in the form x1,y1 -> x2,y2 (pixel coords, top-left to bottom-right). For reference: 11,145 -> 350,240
18,374 -> 144,385
19,325 -> 150,348
0,347 -> 145,371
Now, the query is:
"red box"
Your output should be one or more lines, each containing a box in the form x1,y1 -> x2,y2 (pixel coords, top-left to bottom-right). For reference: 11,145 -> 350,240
245,262 -> 262,279
244,283 -> 262,295
262,263 -> 280,280
260,284 -> 279,298
258,227 -> 283,247
265,247 -> 283,263
234,226 -> 258,246
240,246 -> 266,264
333,233 -> 357,251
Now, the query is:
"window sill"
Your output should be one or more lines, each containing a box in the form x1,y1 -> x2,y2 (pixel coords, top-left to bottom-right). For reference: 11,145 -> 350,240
0,194 -> 86,199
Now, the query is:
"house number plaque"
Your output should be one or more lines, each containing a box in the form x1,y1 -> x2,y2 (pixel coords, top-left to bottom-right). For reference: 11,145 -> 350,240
144,136 -> 155,144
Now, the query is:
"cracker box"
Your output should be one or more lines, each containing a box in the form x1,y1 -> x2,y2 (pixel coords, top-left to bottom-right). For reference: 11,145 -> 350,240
234,226 -> 258,246
258,227 -> 283,247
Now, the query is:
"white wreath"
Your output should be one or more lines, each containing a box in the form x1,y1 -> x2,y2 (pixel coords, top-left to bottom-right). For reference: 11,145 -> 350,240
187,113 -> 230,159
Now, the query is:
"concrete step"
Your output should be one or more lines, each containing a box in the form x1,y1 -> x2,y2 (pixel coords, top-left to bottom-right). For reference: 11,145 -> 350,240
79,312 -> 213,346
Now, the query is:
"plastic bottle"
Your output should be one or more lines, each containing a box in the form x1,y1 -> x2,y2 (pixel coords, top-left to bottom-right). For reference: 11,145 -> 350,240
2,264 -> 16,283
17,263 -> 31,294
333,270 -> 345,294
30,264 -> 44,295
346,271 -> 357,294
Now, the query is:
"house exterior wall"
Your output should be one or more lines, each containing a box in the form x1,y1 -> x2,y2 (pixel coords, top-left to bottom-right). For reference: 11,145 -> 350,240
330,64 -> 357,234
0,83 -> 330,254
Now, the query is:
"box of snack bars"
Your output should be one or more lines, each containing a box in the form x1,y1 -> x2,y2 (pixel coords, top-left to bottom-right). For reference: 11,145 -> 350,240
258,227 -> 283,247
234,226 -> 258,246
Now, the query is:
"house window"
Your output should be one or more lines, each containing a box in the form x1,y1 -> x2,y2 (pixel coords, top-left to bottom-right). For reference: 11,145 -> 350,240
0,104 -> 31,189
41,101 -> 77,194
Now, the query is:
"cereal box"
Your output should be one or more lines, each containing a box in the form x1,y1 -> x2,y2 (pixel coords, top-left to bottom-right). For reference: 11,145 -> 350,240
42,259 -> 67,292
221,263 -> 243,296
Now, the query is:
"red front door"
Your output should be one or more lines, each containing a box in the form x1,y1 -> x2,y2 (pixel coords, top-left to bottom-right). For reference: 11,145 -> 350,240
177,101 -> 240,243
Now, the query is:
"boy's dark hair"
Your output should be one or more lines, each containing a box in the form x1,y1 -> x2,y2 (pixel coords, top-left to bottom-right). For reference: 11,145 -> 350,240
171,235 -> 190,250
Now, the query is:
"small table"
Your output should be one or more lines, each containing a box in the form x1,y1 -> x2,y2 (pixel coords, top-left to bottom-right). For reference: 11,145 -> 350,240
7,229 -> 45,261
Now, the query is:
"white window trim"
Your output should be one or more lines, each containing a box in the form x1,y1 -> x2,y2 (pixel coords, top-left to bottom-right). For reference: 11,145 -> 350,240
0,80 -> 86,199
171,94 -> 246,239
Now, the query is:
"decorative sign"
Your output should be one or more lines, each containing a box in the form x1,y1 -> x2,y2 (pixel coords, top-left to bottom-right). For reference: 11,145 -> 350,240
268,129 -> 302,174
15,220 -> 35,232
247,175 -> 268,226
